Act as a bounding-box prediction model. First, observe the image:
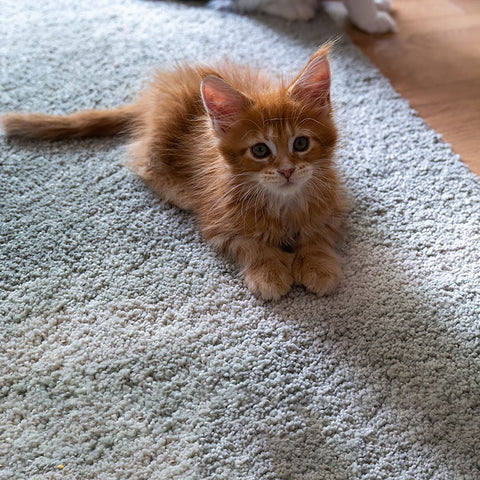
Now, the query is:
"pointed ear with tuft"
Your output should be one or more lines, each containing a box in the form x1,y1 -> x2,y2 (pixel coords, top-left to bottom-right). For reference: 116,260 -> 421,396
201,75 -> 250,135
288,50 -> 332,111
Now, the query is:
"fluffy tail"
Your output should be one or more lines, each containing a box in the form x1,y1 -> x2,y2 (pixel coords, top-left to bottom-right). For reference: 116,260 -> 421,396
1,104 -> 140,140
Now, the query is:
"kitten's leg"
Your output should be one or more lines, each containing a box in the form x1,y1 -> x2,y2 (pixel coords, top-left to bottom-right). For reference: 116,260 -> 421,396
128,140 -> 197,211
215,236 -> 294,300
208,0 -> 317,21
292,241 -> 342,296
206,0 -> 235,11
375,0 -> 393,13
343,0 -> 396,33
261,0 -> 317,21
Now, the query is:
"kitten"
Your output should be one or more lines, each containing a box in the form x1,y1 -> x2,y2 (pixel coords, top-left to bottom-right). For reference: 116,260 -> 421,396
209,0 -> 396,34
1,45 -> 345,300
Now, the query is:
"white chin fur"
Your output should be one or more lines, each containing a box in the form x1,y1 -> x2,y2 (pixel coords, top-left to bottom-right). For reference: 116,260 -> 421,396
261,176 -> 309,202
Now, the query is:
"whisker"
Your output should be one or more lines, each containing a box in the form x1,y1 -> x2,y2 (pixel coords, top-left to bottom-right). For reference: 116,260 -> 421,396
297,117 -> 329,129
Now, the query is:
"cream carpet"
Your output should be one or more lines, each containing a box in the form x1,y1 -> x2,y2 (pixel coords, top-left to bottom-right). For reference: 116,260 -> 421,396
1,1 -> 479,478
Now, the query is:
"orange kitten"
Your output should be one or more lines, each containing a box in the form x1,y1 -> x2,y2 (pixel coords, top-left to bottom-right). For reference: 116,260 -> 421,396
1,44 -> 344,300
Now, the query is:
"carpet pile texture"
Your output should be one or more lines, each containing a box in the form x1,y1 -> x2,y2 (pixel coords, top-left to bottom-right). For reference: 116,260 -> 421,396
1,1 -> 479,478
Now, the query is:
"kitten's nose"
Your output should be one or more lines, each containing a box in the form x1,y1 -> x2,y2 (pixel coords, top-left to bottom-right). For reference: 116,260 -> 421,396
277,167 -> 296,181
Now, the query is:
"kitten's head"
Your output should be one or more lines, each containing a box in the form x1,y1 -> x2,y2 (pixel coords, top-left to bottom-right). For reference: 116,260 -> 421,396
201,46 -> 338,204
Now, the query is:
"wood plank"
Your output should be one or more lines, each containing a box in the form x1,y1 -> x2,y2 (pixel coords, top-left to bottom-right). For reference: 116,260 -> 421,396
323,0 -> 480,175
345,15 -> 480,90
389,0 -> 465,20
452,0 -> 480,14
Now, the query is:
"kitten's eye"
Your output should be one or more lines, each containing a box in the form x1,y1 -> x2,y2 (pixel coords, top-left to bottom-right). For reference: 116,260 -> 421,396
251,142 -> 271,159
293,136 -> 309,152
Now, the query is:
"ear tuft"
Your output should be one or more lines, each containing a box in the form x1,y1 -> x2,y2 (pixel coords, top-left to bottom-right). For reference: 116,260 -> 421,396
201,75 -> 249,134
288,49 -> 332,110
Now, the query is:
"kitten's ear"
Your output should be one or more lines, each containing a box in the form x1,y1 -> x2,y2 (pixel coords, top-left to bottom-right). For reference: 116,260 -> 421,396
288,50 -> 331,110
201,75 -> 249,134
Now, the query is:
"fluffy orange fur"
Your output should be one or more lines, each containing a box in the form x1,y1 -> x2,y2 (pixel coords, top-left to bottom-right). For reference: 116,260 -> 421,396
1,44 -> 345,300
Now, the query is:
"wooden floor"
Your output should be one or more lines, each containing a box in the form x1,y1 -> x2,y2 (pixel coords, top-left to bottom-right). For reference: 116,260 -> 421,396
324,0 -> 480,175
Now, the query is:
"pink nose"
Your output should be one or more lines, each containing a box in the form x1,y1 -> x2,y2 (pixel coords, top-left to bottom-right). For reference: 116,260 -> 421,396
278,167 -> 296,180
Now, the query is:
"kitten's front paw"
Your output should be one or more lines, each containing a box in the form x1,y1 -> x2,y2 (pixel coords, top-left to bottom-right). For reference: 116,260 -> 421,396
244,262 -> 293,300
293,253 -> 341,296
353,11 -> 396,34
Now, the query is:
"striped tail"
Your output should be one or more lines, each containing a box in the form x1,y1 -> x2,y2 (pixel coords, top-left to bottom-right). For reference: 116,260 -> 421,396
1,104 -> 140,140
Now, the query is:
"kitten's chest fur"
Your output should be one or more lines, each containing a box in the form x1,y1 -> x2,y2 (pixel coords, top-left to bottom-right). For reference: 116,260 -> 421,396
245,202 -> 319,251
